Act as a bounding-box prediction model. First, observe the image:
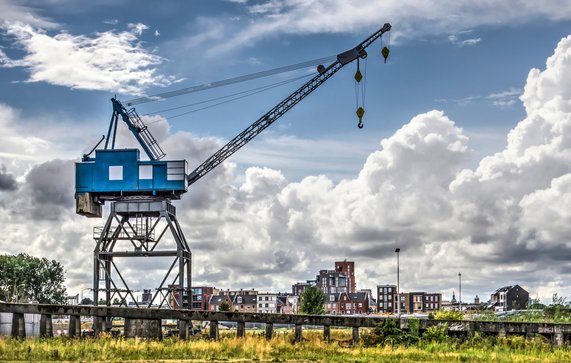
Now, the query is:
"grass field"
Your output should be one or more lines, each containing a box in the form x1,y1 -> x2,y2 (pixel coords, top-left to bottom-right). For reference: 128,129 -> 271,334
1,329 -> 571,362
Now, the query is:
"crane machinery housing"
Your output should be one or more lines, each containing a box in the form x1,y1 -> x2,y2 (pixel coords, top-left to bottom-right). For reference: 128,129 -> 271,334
75,23 -> 391,324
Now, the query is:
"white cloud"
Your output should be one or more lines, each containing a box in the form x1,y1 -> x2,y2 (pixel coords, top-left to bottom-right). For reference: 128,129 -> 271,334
0,0 -> 57,28
127,22 -> 149,36
193,0 -> 571,57
2,33 -> 571,304
0,22 -> 178,95
449,34 -> 481,47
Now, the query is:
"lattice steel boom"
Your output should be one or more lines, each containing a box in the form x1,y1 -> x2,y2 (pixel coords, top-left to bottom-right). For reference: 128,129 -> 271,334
187,23 -> 391,186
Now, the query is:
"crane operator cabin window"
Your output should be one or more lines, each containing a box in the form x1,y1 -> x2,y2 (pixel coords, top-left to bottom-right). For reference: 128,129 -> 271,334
109,165 -> 123,180
139,165 -> 153,179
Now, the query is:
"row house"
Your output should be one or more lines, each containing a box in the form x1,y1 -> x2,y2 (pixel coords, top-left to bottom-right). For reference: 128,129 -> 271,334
207,294 -> 233,311
404,292 -> 441,314
489,285 -> 529,312
231,293 -> 257,313
277,295 -> 296,314
325,291 -> 370,315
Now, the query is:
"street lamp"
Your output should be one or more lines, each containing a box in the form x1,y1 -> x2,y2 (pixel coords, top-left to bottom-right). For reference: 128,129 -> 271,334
458,273 -> 462,312
395,248 -> 400,316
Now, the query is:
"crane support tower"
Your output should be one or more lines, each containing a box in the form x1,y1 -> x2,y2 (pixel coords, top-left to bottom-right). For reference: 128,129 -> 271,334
74,23 -> 391,322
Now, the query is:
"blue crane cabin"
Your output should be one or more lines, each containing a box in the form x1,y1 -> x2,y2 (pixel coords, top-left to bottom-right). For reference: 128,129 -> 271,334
75,149 -> 188,217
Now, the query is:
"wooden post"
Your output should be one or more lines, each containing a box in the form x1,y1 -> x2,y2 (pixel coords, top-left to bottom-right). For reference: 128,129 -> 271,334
498,326 -> 506,338
93,316 -> 104,337
352,326 -> 359,345
69,315 -> 81,338
294,323 -> 302,343
11,313 -> 25,338
40,314 -> 53,337
265,322 -> 273,340
179,319 -> 188,340
237,321 -> 245,338
323,325 -> 330,342
553,326 -> 564,347
209,321 -> 219,340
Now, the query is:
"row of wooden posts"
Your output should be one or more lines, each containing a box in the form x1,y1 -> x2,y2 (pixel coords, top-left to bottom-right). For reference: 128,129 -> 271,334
2,302 -> 571,346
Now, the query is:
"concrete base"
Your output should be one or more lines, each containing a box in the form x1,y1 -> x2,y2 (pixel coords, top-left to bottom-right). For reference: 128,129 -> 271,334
124,318 -> 162,339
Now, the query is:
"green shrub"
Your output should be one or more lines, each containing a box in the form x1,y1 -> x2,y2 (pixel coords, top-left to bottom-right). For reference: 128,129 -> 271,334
361,319 -> 419,346
408,317 -> 420,337
433,310 -> 463,321
422,324 -> 449,343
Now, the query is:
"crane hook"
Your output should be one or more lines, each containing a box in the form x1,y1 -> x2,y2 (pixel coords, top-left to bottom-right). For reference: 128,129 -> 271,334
356,106 -> 365,129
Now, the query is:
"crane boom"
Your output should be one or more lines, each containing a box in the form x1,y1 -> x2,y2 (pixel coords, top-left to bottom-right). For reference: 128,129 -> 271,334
187,23 -> 391,186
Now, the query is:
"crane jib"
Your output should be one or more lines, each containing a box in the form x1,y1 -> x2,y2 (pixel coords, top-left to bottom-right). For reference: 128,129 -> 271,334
186,22 -> 391,186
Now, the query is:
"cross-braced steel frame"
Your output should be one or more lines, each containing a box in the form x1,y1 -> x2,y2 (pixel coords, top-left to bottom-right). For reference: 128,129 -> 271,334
93,198 -> 191,327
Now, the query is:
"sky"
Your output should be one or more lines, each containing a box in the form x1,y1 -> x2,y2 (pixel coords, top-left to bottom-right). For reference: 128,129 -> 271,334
1,0 -> 571,305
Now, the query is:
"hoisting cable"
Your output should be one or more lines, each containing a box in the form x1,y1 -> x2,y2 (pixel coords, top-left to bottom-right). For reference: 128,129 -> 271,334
381,31 -> 390,63
145,73 -> 312,124
145,73 -> 311,117
354,57 -> 367,128
125,55 -> 336,106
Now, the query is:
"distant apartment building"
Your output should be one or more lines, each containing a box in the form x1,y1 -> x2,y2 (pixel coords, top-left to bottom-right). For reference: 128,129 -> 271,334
376,284 -> 441,314
335,260 -> 356,293
404,292 -> 441,314
316,269 -> 348,294
257,292 -> 278,314
377,284 -> 397,314
292,281 -> 315,296
489,285 -> 529,311
190,286 -> 217,310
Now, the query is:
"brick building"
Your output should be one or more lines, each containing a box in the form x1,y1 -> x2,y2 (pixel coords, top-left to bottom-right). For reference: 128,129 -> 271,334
335,260 -> 356,293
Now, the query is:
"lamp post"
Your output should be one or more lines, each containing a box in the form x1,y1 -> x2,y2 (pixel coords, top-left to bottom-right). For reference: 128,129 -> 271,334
395,248 -> 400,316
458,273 -> 462,312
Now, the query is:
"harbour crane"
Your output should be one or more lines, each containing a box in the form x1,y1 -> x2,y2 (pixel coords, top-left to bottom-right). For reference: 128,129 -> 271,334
74,23 -> 391,317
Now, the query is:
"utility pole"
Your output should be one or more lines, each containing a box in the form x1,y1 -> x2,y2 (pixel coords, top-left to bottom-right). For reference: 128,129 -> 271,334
395,248 -> 400,316
458,272 -> 462,312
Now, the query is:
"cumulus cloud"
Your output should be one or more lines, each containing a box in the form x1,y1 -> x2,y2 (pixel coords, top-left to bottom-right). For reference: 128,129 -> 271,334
2,32 -> 571,303
0,164 -> 17,190
0,21 -> 178,95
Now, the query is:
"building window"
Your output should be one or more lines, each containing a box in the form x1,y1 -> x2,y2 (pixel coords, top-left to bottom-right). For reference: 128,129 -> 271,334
109,165 -> 123,180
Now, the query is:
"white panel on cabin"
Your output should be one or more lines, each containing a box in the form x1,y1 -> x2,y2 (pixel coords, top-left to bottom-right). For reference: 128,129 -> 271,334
139,165 -> 153,180
109,165 -> 123,181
